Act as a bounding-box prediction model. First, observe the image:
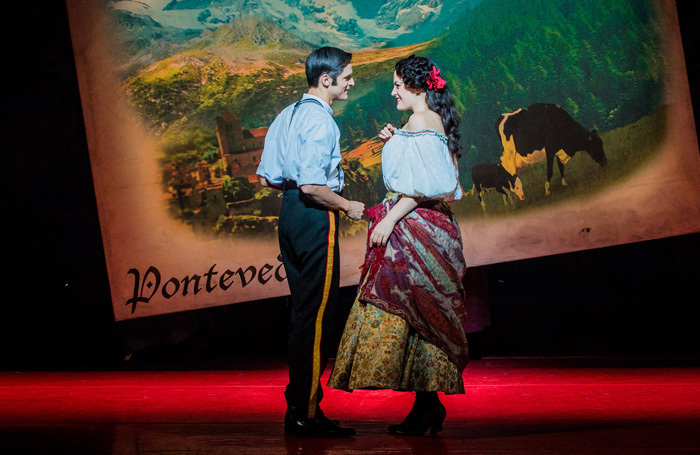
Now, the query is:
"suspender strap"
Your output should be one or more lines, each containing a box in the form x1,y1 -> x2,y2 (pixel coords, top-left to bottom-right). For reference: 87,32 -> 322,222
290,98 -> 325,125
286,97 -> 342,191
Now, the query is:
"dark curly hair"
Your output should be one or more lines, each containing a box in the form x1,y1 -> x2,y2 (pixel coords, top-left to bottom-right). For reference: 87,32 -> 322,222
395,55 -> 463,158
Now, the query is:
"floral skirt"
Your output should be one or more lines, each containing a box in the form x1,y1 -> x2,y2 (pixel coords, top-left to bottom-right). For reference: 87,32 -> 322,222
328,297 -> 465,395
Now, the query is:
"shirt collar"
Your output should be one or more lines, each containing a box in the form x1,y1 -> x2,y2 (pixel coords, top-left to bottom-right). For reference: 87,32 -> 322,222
302,93 -> 334,116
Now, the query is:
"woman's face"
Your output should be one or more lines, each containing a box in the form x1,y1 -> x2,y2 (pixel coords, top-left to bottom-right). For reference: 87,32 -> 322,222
391,72 -> 424,112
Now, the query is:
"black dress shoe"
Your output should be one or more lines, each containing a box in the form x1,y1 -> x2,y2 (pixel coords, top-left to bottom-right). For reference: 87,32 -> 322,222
316,414 -> 356,437
284,409 -> 355,437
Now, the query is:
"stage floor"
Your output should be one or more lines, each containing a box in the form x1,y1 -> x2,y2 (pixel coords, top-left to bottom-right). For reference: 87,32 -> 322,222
1,357 -> 699,454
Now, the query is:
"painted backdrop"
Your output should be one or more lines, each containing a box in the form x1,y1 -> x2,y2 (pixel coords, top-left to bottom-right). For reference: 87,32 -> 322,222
65,0 -> 700,320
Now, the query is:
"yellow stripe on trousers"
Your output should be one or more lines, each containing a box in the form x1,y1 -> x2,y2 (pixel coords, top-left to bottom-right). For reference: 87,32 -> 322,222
307,212 -> 336,418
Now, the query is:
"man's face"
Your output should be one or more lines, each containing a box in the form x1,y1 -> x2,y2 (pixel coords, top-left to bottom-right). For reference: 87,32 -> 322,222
328,64 -> 354,101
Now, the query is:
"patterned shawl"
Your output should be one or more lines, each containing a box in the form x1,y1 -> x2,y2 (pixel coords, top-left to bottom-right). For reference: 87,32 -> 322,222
359,194 -> 469,371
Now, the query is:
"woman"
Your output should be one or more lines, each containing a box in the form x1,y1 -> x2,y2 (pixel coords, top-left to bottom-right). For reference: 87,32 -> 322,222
328,55 -> 469,436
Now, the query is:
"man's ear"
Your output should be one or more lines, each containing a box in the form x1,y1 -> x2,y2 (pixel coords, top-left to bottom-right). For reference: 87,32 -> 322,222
320,74 -> 331,88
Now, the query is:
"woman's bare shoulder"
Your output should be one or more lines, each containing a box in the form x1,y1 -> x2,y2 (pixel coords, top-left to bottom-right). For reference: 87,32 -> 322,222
404,111 -> 444,133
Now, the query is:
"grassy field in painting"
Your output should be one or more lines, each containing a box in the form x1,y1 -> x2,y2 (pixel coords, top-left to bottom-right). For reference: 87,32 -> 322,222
452,105 -> 669,219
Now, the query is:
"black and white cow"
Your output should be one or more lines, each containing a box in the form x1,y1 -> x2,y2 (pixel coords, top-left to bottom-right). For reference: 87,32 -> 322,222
496,103 -> 607,195
469,163 -> 524,210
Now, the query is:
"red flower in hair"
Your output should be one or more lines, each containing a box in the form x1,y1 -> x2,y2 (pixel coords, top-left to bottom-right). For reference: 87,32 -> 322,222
427,66 -> 446,91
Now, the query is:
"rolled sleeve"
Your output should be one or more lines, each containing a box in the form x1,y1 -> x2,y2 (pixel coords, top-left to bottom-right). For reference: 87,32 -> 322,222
256,109 -> 287,185
295,116 -> 337,186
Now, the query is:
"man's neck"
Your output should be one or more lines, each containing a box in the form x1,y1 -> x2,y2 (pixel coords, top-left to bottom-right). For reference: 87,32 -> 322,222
307,87 -> 333,107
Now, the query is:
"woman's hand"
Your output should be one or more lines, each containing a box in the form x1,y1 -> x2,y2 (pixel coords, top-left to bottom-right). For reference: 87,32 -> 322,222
378,123 -> 397,143
369,196 -> 420,248
370,218 -> 396,248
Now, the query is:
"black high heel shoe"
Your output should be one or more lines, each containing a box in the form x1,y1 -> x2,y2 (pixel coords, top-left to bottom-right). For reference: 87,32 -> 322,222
388,398 -> 446,437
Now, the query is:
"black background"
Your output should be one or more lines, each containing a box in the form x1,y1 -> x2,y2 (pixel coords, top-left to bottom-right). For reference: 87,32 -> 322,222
3,0 -> 699,370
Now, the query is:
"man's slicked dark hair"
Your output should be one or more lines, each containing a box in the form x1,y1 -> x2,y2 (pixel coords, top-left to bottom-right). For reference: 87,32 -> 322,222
305,47 -> 352,88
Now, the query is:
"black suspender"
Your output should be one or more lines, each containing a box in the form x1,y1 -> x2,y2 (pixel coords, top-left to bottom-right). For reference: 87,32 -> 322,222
290,98 -> 324,125
286,97 -> 343,191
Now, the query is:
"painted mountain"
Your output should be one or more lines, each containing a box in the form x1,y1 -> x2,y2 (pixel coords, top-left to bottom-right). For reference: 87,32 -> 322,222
107,0 -> 483,74
113,7 -> 436,236
106,0 -> 667,236
122,15 -> 431,134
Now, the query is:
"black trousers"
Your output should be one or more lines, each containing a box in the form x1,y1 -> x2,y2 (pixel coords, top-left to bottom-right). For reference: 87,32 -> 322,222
278,188 -> 340,419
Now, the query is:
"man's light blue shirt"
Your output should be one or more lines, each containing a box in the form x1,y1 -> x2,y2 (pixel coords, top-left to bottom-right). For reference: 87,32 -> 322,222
257,94 -> 344,193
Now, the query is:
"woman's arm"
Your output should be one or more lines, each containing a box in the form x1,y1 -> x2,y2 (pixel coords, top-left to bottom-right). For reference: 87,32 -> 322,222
370,111 -> 446,247
369,196 -> 420,247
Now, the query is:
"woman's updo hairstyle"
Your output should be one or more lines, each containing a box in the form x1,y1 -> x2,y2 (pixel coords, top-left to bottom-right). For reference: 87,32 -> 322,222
395,55 -> 463,158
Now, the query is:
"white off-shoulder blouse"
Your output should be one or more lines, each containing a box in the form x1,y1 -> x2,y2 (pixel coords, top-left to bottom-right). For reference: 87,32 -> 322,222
381,129 -> 463,201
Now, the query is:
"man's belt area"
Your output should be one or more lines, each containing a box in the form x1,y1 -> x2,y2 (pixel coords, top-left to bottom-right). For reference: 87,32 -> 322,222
283,179 -> 342,195
282,179 -> 299,191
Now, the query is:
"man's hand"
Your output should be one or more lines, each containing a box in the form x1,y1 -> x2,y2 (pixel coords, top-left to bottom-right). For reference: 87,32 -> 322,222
300,184 -> 364,219
346,201 -> 365,221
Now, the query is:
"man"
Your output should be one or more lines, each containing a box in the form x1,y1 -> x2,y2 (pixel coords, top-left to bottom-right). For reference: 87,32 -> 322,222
257,47 -> 365,437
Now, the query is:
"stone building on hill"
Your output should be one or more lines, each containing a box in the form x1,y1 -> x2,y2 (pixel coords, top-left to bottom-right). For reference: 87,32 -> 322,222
215,111 -> 268,186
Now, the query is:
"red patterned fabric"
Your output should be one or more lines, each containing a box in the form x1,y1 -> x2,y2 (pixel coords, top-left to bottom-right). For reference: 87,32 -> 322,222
359,195 -> 469,370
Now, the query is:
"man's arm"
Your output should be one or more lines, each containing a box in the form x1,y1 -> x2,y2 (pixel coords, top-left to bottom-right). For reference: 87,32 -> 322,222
300,184 -> 365,220
259,176 -> 282,191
